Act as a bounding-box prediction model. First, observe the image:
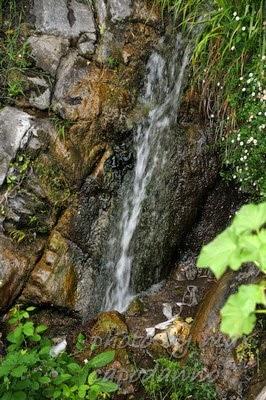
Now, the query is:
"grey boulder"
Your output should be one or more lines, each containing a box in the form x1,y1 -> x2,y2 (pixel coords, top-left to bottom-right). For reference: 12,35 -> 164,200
33,0 -> 96,38
0,107 -> 35,187
28,35 -> 69,77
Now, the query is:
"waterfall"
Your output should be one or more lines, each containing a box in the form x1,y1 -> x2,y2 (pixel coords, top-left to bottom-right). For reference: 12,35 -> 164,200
103,35 -> 191,313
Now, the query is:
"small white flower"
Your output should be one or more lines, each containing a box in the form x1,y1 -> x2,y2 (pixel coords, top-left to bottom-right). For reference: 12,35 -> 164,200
217,82 -> 220,87
251,92 -> 256,97
262,55 -> 266,61
233,175 -> 237,179
233,11 -> 237,16
210,114 -> 214,118
240,157 -> 244,161
231,46 -> 236,51
247,79 -> 251,84
243,156 -> 247,160
253,139 -> 258,145
240,141 -> 244,146
249,73 -> 254,77
242,26 -> 246,31
258,111 -> 262,115
236,16 -> 240,21
231,139 -> 235,143
242,87 -> 246,92
84,359 -> 88,364
240,76 -> 244,81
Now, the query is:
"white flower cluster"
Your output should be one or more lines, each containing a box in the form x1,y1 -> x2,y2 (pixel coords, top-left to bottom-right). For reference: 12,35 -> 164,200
246,137 -> 257,145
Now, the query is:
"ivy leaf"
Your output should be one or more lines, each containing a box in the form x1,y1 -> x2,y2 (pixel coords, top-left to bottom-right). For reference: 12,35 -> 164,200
30,334 -> 41,342
87,351 -> 115,369
23,322 -> 34,337
88,371 -> 97,386
78,384 -> 89,398
239,231 -> 266,270
67,363 -> 81,374
26,306 -> 36,312
232,202 -> 266,234
7,326 -> 23,344
35,324 -> 48,334
12,392 -> 26,400
96,380 -> 119,393
197,228 -> 240,278
221,284 -> 266,338
38,376 -> 51,384
54,374 -> 72,385
11,366 -> 27,378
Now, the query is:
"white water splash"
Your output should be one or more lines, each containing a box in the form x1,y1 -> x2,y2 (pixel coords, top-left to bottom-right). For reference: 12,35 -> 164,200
103,36 -> 191,312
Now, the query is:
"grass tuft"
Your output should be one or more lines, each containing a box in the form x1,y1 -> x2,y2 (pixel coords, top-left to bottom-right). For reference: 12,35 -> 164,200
157,0 -> 265,199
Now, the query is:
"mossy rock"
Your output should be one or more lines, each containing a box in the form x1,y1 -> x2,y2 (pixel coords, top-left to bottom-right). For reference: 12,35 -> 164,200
127,298 -> 145,316
90,311 -> 129,338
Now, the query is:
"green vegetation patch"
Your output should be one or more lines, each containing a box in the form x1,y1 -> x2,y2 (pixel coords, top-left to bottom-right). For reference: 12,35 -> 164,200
157,0 -> 265,199
0,306 -> 118,399
143,349 -> 217,400
34,157 -> 71,207
197,202 -> 266,338
0,0 -> 32,104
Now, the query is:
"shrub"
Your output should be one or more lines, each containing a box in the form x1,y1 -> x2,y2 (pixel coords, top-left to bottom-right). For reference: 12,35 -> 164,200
142,349 -> 217,400
0,0 -> 31,104
0,306 -> 118,400
157,0 -> 265,198
197,202 -> 266,338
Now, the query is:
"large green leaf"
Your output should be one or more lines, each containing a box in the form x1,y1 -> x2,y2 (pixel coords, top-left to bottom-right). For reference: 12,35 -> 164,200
221,284 -> 266,338
87,351 -> 115,369
239,231 -> 266,271
197,228 -> 240,278
232,202 -> 266,235
11,366 -> 28,378
22,321 -> 34,337
7,326 -> 23,344
10,393 -> 26,400
96,379 -> 119,393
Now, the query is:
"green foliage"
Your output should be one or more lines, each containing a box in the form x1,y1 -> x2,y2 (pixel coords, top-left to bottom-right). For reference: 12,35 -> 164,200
143,350 -> 217,400
7,154 -> 31,188
157,0 -> 265,198
235,335 -> 258,364
50,115 -> 73,141
106,56 -> 120,69
0,306 -> 118,400
9,229 -> 26,243
0,0 -> 31,103
221,71 -> 266,198
197,202 -> 266,338
34,160 -> 71,206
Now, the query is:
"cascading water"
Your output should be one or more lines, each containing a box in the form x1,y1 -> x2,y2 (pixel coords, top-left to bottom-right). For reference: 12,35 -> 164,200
103,35 -> 191,313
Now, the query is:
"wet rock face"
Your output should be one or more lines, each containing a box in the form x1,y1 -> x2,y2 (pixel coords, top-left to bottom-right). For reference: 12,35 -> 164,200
0,0 -> 164,318
0,236 -> 44,310
0,0 -> 220,321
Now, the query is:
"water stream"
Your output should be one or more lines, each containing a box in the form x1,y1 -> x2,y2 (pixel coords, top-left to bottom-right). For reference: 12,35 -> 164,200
103,35 -> 191,312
